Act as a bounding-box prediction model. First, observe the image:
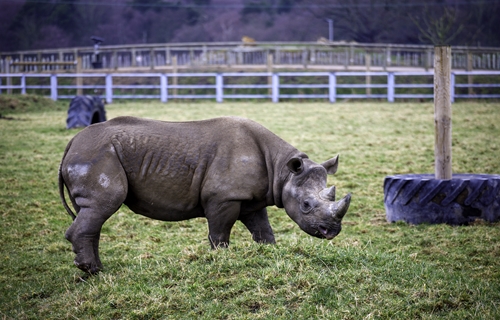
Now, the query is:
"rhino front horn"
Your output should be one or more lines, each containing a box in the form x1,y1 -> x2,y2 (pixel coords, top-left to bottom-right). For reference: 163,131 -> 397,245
332,193 -> 351,220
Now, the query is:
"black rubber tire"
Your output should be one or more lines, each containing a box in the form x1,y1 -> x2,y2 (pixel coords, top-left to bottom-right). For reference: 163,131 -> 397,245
384,174 -> 500,225
66,95 -> 106,129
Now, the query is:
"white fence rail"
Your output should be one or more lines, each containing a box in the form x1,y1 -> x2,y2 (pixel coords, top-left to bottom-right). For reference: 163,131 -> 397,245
1,71 -> 499,103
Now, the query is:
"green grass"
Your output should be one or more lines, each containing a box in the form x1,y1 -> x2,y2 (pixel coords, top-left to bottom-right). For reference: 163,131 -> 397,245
0,95 -> 499,319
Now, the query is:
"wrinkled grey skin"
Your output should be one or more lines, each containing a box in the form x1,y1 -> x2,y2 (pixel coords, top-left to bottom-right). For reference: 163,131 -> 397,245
59,116 -> 351,274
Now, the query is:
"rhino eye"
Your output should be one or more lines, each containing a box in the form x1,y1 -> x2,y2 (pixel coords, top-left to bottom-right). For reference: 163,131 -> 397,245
301,200 -> 313,214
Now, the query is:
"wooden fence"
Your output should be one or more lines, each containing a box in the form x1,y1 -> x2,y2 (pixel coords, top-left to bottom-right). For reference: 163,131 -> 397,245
1,71 -> 499,103
1,42 -> 500,74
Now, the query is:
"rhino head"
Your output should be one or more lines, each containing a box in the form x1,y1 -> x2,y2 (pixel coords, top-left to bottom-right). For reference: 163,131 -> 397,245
282,155 -> 351,240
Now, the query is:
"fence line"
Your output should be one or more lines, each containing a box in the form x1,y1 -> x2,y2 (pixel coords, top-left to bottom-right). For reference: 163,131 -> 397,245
0,71 -> 499,103
2,42 -> 500,73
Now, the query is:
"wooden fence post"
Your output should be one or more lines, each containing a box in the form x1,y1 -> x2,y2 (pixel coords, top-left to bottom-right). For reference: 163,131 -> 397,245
434,45 -> 452,180
425,48 -> 432,71
112,50 -> 118,70
365,53 -> 371,96
6,56 -> 12,94
467,52 -> 474,95
383,48 -> 388,71
267,53 -> 273,96
172,56 -> 178,99
150,49 -> 155,70
131,49 -> 137,67
36,52 -> 41,72
58,50 -> 63,71
302,48 -> 308,69
349,45 -> 354,68
76,56 -> 83,96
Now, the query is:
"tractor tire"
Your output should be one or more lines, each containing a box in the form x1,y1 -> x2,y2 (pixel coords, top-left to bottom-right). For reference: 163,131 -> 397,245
384,174 -> 500,225
66,95 -> 106,129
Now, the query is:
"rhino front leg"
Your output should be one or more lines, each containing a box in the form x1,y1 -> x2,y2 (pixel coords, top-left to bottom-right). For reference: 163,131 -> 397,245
239,208 -> 276,244
205,201 -> 241,249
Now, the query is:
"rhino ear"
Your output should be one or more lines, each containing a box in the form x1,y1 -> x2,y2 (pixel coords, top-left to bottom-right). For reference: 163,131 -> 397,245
321,155 -> 339,175
286,157 -> 304,174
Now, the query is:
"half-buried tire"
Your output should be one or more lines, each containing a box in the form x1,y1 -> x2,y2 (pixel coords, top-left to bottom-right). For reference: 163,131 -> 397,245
66,95 -> 106,129
384,174 -> 500,225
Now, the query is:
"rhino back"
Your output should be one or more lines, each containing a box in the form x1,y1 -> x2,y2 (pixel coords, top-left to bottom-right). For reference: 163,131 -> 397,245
70,116 -> 297,219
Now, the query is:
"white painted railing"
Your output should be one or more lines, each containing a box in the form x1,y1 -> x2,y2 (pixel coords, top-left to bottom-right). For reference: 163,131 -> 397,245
0,71 -> 499,103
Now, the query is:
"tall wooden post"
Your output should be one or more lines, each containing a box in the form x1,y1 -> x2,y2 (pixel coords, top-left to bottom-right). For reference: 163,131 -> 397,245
434,46 -> 452,180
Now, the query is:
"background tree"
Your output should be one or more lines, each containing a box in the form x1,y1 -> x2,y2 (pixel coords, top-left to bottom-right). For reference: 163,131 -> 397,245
0,0 -> 499,51
8,0 -> 78,49
462,0 -> 500,47
409,6 -> 464,45
307,0 -> 417,43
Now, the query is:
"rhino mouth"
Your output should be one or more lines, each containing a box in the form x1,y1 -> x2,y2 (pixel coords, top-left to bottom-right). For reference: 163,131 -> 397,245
317,225 -> 340,240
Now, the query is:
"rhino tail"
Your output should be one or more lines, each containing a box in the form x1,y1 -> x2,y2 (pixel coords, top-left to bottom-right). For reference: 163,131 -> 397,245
59,141 -> 77,221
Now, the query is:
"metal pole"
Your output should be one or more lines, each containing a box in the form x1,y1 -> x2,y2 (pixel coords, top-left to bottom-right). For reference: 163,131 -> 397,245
326,19 -> 334,42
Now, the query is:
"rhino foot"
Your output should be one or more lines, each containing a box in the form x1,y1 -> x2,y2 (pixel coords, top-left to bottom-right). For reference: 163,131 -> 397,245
74,258 -> 102,274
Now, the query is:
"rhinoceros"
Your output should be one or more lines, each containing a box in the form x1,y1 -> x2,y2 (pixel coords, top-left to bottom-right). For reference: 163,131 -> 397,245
59,116 -> 351,273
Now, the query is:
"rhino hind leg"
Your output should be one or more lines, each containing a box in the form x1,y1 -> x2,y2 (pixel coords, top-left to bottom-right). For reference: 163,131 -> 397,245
65,210 -> 108,274
63,153 -> 128,273
239,208 -> 276,244
65,186 -> 127,273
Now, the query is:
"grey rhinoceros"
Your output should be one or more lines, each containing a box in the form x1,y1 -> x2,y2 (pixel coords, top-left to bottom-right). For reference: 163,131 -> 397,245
59,116 -> 351,273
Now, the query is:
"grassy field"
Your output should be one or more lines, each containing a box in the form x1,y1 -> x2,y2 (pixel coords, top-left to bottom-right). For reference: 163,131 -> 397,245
0,95 -> 499,319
